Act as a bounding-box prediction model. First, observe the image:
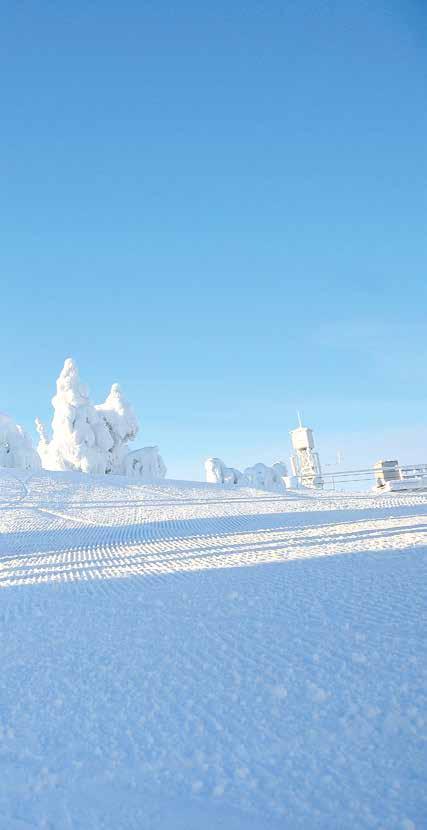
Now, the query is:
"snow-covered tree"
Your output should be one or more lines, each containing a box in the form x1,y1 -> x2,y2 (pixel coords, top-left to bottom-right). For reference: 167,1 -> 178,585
272,461 -> 287,475
37,358 -> 168,481
95,383 -> 139,474
36,358 -> 113,474
243,462 -> 285,492
123,446 -> 167,480
205,457 -> 244,485
206,458 -> 288,491
0,412 -> 41,471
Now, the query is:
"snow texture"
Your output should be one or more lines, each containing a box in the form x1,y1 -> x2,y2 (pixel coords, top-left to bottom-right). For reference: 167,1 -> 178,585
37,359 -> 166,480
0,468 -> 426,829
0,412 -> 41,470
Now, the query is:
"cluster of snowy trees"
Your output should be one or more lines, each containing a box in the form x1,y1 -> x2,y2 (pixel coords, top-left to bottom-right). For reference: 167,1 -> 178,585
1,358 -> 166,480
205,457 -> 290,492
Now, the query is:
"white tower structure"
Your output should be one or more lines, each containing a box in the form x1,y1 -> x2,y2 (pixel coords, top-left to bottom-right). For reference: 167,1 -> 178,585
290,414 -> 323,489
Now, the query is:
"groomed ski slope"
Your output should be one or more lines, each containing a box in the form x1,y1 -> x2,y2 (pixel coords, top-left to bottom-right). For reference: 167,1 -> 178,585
0,470 -> 426,829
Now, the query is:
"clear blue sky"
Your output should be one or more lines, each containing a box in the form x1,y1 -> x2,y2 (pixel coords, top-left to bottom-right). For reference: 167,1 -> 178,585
1,0 -> 426,479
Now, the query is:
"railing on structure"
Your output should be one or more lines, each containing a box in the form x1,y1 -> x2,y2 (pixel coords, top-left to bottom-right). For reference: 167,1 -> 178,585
297,463 -> 427,491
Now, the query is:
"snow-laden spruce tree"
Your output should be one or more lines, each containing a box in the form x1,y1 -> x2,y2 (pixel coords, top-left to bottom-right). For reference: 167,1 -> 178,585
36,358 -> 113,474
95,383 -> 139,474
0,412 -> 41,470
37,358 -> 167,480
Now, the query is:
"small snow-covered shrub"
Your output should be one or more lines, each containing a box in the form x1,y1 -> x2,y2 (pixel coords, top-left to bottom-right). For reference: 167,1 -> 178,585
206,457 -> 288,491
0,412 -> 41,471
272,461 -> 288,479
205,458 -> 224,483
243,462 -> 285,492
205,457 -> 244,485
123,446 -> 167,480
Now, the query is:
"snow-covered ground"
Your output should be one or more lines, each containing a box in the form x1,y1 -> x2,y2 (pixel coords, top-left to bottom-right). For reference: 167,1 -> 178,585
0,469 -> 426,829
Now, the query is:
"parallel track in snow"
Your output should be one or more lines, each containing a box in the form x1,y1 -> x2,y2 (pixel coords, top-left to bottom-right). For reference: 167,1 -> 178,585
1,471 -> 426,588
1,470 -> 426,828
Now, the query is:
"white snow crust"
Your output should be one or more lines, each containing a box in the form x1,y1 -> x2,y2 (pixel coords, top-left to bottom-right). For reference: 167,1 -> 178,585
0,469 -> 426,829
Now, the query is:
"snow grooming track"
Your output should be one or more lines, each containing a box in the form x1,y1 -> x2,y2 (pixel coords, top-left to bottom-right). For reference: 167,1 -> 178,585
0,470 -> 31,507
0,469 -> 426,829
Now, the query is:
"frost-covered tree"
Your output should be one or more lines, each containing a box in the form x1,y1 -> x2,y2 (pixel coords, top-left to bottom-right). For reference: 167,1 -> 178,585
206,457 -> 288,491
95,383 -> 139,474
37,358 -> 167,480
243,463 -> 285,492
0,412 -> 41,471
272,461 -> 288,478
36,358 -> 113,474
123,446 -> 167,480
205,457 -> 244,485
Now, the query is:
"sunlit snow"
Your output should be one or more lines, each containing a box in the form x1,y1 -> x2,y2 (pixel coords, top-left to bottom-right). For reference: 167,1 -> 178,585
0,468 -> 426,828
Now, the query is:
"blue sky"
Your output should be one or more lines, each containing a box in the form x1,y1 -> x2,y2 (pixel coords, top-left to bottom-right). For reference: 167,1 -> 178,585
1,0 -> 426,480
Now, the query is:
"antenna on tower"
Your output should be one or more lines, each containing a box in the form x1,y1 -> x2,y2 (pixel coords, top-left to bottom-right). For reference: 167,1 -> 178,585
297,410 -> 303,428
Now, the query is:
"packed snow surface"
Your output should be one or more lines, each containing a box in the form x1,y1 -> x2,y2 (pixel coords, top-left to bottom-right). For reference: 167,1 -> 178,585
0,469 -> 426,829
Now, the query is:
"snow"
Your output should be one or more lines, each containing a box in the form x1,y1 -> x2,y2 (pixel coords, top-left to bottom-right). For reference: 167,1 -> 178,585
123,445 -> 167,480
380,478 -> 427,493
95,382 -> 139,474
36,359 -> 166,480
204,457 -> 244,485
0,412 -> 41,470
36,358 -> 114,474
205,458 -> 288,490
243,461 -> 286,491
0,468 -> 426,828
